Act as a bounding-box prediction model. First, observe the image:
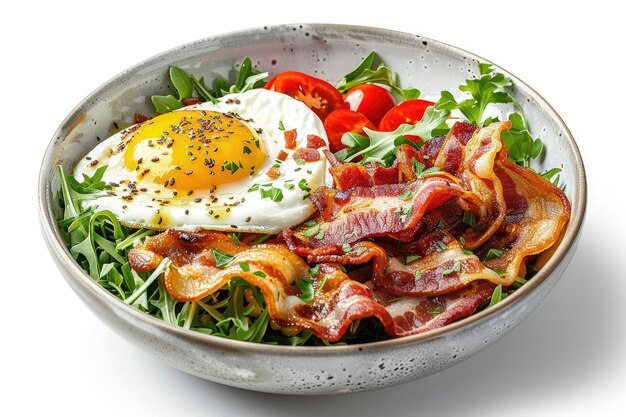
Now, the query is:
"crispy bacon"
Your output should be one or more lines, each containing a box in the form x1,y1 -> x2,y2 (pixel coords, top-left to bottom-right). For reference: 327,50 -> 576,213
456,122 -> 509,249
293,147 -> 320,162
282,175 -> 475,255
306,134 -> 326,149
329,162 -> 399,191
479,151 -> 571,285
307,231 -> 504,297
284,129 -> 297,149
378,231 -> 504,296
373,282 -> 495,338
125,120 -> 571,343
128,231 -> 388,342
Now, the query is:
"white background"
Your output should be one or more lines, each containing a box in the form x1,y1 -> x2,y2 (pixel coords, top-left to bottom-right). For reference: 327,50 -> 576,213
2,1 -> 622,416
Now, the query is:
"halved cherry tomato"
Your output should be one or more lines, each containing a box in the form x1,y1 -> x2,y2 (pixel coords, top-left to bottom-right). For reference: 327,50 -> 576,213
343,84 -> 395,125
378,99 -> 435,142
265,71 -> 344,120
323,109 -> 375,152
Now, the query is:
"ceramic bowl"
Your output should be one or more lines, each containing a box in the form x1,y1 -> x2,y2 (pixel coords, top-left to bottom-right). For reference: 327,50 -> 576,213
38,24 -> 586,394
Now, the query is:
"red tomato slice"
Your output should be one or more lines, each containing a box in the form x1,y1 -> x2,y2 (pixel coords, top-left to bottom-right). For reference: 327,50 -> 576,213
265,71 -> 344,120
378,99 -> 435,142
323,109 -> 375,153
343,84 -> 396,125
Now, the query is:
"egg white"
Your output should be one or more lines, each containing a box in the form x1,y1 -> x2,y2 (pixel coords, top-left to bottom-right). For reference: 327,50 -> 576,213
73,89 -> 330,233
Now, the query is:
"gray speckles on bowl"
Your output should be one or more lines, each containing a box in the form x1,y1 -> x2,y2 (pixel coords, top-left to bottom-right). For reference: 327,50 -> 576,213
38,24 -> 586,394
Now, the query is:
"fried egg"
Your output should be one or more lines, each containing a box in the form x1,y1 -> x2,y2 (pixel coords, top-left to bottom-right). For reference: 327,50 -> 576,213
73,89 -> 329,233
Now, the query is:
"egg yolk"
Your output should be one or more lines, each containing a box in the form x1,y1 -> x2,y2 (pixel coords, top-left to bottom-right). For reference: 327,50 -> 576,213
121,110 -> 266,192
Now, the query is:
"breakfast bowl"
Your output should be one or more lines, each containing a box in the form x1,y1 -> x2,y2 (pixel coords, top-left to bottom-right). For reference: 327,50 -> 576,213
38,24 -> 586,394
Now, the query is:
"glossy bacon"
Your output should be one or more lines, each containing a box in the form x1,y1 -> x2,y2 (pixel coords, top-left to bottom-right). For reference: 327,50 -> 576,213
308,231 -> 504,297
479,151 -> 571,285
378,231 -> 505,296
329,162 -> 399,190
455,122 -> 508,249
282,175 -> 474,255
373,282 -> 495,338
128,231 -> 385,342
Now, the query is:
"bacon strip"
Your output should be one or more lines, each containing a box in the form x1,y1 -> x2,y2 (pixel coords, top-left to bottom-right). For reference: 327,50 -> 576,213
479,152 -> 571,285
308,231 -> 504,297
128,230 -> 387,342
282,175 -> 475,255
456,121 -> 509,249
373,282 -> 495,338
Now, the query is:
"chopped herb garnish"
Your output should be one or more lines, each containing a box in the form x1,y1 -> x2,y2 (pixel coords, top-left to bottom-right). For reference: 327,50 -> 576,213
284,183 -> 295,190
242,146 -> 252,155
253,271 -> 267,278
436,241 -> 448,251
224,161 -> 241,174
231,233 -> 241,245
459,236 -> 474,256
247,183 -> 260,192
259,186 -> 284,202
397,205 -> 413,222
239,262 -> 250,272
309,265 -> 320,276
314,230 -> 325,240
405,255 -> 421,264
442,260 -> 461,275
429,307 -> 443,315
300,224 -> 320,237
462,211 -> 485,232
398,190 -> 414,200
484,248 -> 506,262
412,159 -> 441,178
212,249 -> 234,267
436,220 -> 446,229
414,270 -> 422,280
294,158 -> 306,165
278,120 -> 285,131
342,243 -> 352,253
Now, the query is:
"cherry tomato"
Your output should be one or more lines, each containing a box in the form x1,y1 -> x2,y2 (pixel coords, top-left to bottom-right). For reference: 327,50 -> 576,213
265,71 -> 344,120
343,84 -> 396,125
378,99 -> 435,142
323,109 -> 375,153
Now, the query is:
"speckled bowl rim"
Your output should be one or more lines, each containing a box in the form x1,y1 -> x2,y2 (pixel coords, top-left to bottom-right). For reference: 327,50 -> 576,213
38,23 -> 586,355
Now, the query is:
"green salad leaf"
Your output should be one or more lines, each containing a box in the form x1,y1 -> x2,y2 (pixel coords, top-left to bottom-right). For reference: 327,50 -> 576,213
151,57 -> 268,114
336,51 -> 420,100
336,105 -> 449,165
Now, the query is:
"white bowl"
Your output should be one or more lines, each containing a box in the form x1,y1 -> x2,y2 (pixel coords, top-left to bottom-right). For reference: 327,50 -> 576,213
38,24 -> 586,394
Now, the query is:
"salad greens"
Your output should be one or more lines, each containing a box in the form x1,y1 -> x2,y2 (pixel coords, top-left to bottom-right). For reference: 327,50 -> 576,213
56,51 -> 557,345
56,166 -> 384,345
152,57 -> 268,114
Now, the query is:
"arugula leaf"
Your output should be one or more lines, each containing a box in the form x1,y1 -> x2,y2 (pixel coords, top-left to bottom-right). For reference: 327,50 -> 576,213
151,57 -> 268,114
434,64 -> 546,168
212,249 -> 234,267
297,278 -> 314,302
488,285 -> 506,308
501,113 -> 543,167
336,51 -> 420,100
339,106 -> 449,164
540,167 -> 562,186
435,67 -> 513,126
